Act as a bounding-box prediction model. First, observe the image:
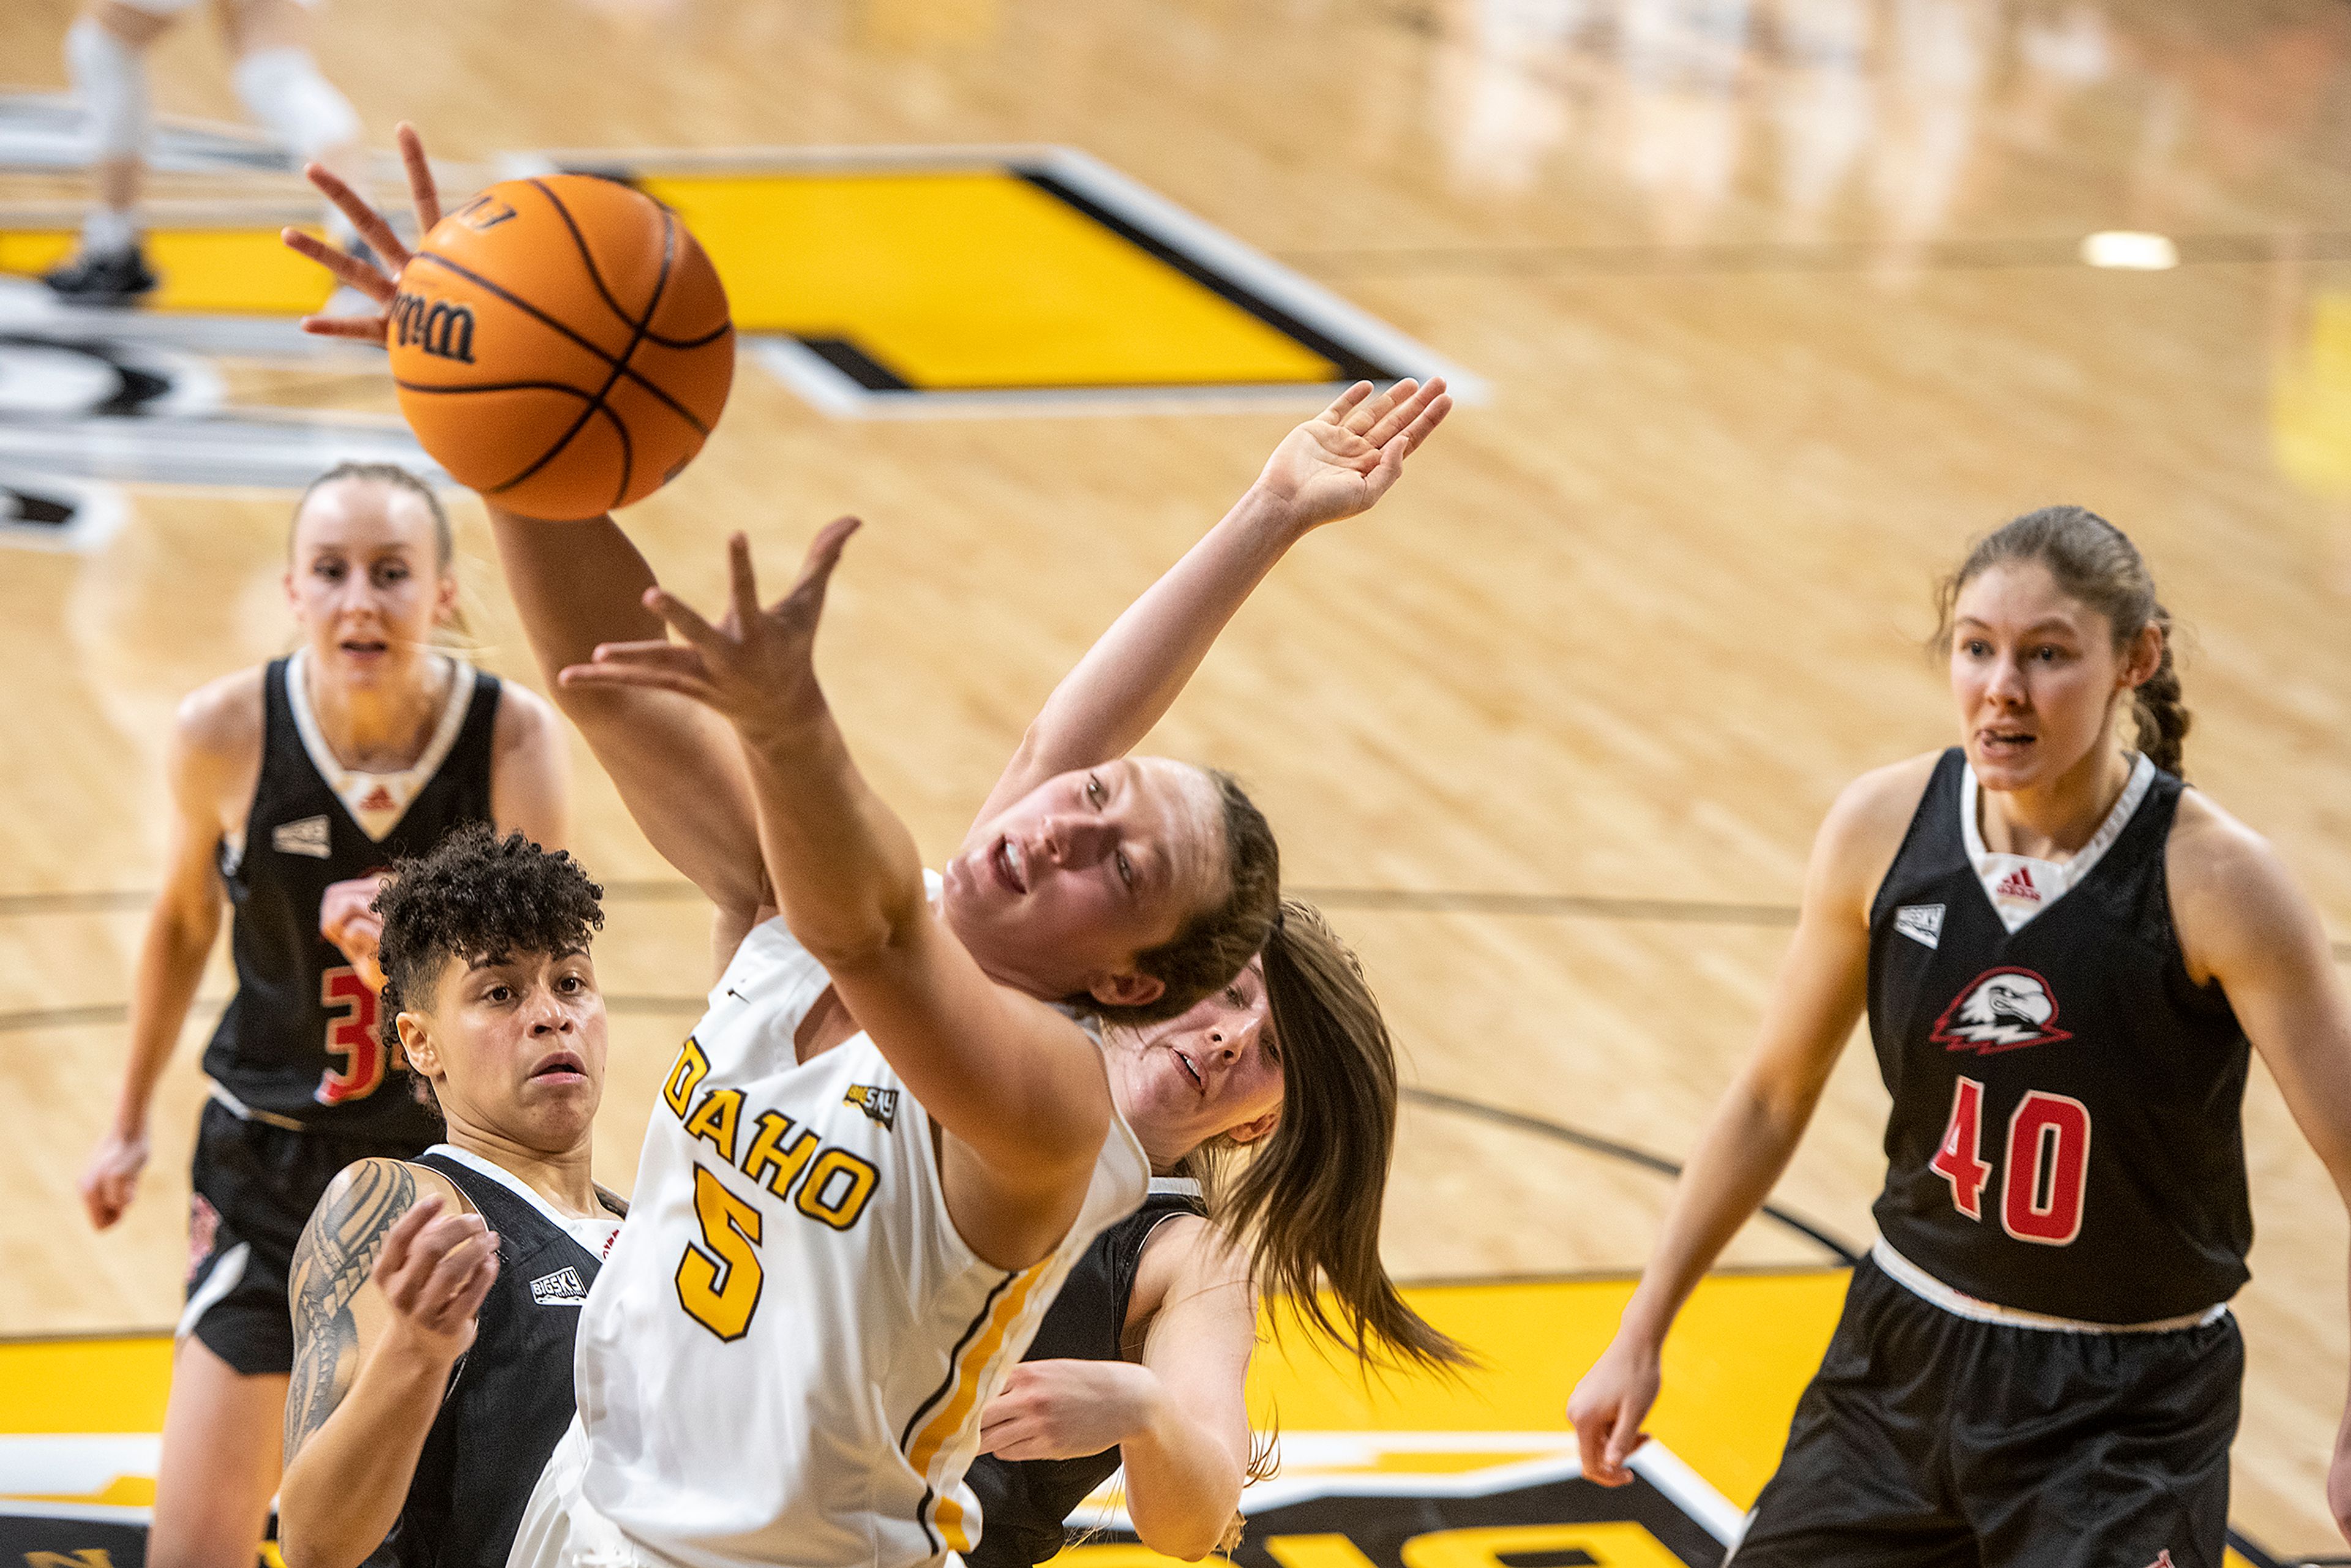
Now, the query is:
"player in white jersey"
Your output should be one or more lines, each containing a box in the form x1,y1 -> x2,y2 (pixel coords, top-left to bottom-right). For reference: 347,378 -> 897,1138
284,127 -> 1451,1568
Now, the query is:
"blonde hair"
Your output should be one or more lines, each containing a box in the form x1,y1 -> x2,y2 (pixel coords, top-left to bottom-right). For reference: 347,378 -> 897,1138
291,460 -> 478,648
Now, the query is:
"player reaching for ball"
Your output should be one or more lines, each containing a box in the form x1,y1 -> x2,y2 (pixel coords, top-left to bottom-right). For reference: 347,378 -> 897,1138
82,462 -> 567,1568
287,133 -> 733,520
284,128 -> 1451,1568
1567,509 -> 2351,1562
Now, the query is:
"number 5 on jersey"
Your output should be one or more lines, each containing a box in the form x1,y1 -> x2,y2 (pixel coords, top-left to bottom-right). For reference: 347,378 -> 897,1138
677,1165 -> 763,1340
1931,1076 -> 2092,1245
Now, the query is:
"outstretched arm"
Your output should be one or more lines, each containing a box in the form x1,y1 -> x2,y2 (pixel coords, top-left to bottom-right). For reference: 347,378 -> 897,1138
975,380 -> 1450,830
282,124 -> 768,927
280,1163 -> 500,1568
1565,762 -> 1911,1486
562,528 -> 1114,1226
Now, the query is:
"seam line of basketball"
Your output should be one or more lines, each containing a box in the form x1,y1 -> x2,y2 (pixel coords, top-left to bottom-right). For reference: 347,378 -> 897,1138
411,252 -> 710,438
530,176 -> 642,336
533,174 -> 727,351
484,197 -> 680,501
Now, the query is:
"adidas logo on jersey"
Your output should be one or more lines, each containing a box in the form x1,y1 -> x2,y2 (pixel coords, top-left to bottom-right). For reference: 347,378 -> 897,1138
360,784 -> 396,814
1894,904 -> 1944,950
1993,865 -> 2041,903
2145,1554 -> 2174,1568
844,1084 -> 899,1130
271,815 -> 332,858
530,1266 -> 588,1307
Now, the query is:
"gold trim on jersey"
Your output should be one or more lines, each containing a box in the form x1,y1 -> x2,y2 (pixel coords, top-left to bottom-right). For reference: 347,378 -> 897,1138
903,1262 -> 1051,1553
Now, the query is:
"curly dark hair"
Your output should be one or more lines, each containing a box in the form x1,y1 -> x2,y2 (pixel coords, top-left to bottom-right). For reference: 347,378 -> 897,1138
374,827 -> 606,1085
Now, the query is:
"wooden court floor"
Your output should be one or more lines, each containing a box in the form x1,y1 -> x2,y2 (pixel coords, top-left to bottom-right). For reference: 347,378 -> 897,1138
2,0 -> 2349,1557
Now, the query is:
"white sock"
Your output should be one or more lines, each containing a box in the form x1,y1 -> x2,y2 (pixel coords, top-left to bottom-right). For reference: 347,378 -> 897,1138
82,206 -> 137,257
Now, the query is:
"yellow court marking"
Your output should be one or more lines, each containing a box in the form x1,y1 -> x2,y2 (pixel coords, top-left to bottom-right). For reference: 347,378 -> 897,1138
0,228 -> 335,316
1251,1271 -> 1850,1512
0,1334 -> 173,1435
0,170 -> 1344,389
0,1278 -> 2281,1567
633,171 -> 1338,388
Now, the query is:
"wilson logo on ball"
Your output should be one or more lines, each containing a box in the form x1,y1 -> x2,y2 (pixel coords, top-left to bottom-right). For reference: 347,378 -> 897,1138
451,194 -> 520,232
389,291 -> 477,364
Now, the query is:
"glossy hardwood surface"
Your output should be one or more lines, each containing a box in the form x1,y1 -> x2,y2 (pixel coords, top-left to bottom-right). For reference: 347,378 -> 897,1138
2,0 -> 2347,1550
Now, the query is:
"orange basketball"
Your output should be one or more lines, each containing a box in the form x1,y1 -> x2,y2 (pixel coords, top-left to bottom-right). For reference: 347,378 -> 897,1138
386,174 -> 733,520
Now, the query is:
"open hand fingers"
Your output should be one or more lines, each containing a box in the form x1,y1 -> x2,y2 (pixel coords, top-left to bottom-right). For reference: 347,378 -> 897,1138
781,516 -> 861,613
1360,392 -> 1453,504
640,583 -> 727,652
395,122 -> 443,233
727,533 -> 763,629
1318,380 -> 1374,426
1344,377 -> 1417,438
297,312 -> 392,341
280,227 -> 398,304
560,657 -> 718,704
302,160 -> 411,274
1362,376 -> 1446,449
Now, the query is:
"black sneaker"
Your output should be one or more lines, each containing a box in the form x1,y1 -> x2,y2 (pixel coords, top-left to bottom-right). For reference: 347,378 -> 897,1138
42,246 -> 159,302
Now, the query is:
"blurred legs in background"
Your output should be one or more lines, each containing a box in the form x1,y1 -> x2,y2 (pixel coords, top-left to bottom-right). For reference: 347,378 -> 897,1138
47,0 -> 364,301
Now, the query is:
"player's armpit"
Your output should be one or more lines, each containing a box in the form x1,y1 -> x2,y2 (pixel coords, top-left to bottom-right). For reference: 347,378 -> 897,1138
284,1158 -> 420,1457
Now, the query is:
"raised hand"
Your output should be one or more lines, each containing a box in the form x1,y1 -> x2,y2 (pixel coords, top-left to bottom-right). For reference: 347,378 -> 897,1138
557,519 -> 862,746
372,1194 -> 498,1362
1251,377 -> 1452,532
279,121 -> 447,343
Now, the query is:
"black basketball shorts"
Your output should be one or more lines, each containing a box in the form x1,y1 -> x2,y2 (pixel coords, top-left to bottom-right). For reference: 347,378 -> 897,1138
1725,1251 -> 2242,1568
181,1098 -> 426,1376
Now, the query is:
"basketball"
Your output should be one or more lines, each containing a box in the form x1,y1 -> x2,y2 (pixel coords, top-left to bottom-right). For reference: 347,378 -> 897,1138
385,174 -> 733,519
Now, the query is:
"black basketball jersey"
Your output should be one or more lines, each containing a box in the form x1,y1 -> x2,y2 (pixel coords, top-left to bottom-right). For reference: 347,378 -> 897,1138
965,1177 -> 1209,1568
202,654 -> 500,1139
1867,748 -> 2252,1324
391,1149 -> 623,1568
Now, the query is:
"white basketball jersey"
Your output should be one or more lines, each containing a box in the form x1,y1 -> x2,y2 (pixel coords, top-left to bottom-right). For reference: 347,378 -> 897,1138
572,894 -> 1150,1568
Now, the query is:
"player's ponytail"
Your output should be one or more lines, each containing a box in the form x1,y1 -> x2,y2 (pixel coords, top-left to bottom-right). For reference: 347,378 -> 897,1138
1931,505 -> 2191,779
2130,603 -> 2190,778
1191,901 -> 1471,1374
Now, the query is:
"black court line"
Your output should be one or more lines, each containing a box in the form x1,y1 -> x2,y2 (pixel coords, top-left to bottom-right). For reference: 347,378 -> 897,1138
1404,1086 -> 1859,1266
7,882 -> 2347,962
1291,886 -> 1801,927
1281,230 -> 2351,282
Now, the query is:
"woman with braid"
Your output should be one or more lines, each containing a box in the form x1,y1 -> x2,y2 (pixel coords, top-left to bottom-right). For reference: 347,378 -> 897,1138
1569,508 -> 2351,1564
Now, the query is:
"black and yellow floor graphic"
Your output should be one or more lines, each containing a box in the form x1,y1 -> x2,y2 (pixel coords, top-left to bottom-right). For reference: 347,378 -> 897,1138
0,1273 -> 2290,1568
1,98 -> 1472,419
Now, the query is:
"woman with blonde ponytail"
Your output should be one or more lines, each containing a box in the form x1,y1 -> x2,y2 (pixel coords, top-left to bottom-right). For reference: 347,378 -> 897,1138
1570,505 -> 2351,1562
83,460 -> 568,1568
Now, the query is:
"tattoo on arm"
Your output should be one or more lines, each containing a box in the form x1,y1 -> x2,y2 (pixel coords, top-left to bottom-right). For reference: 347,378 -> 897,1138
284,1160 -> 418,1459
